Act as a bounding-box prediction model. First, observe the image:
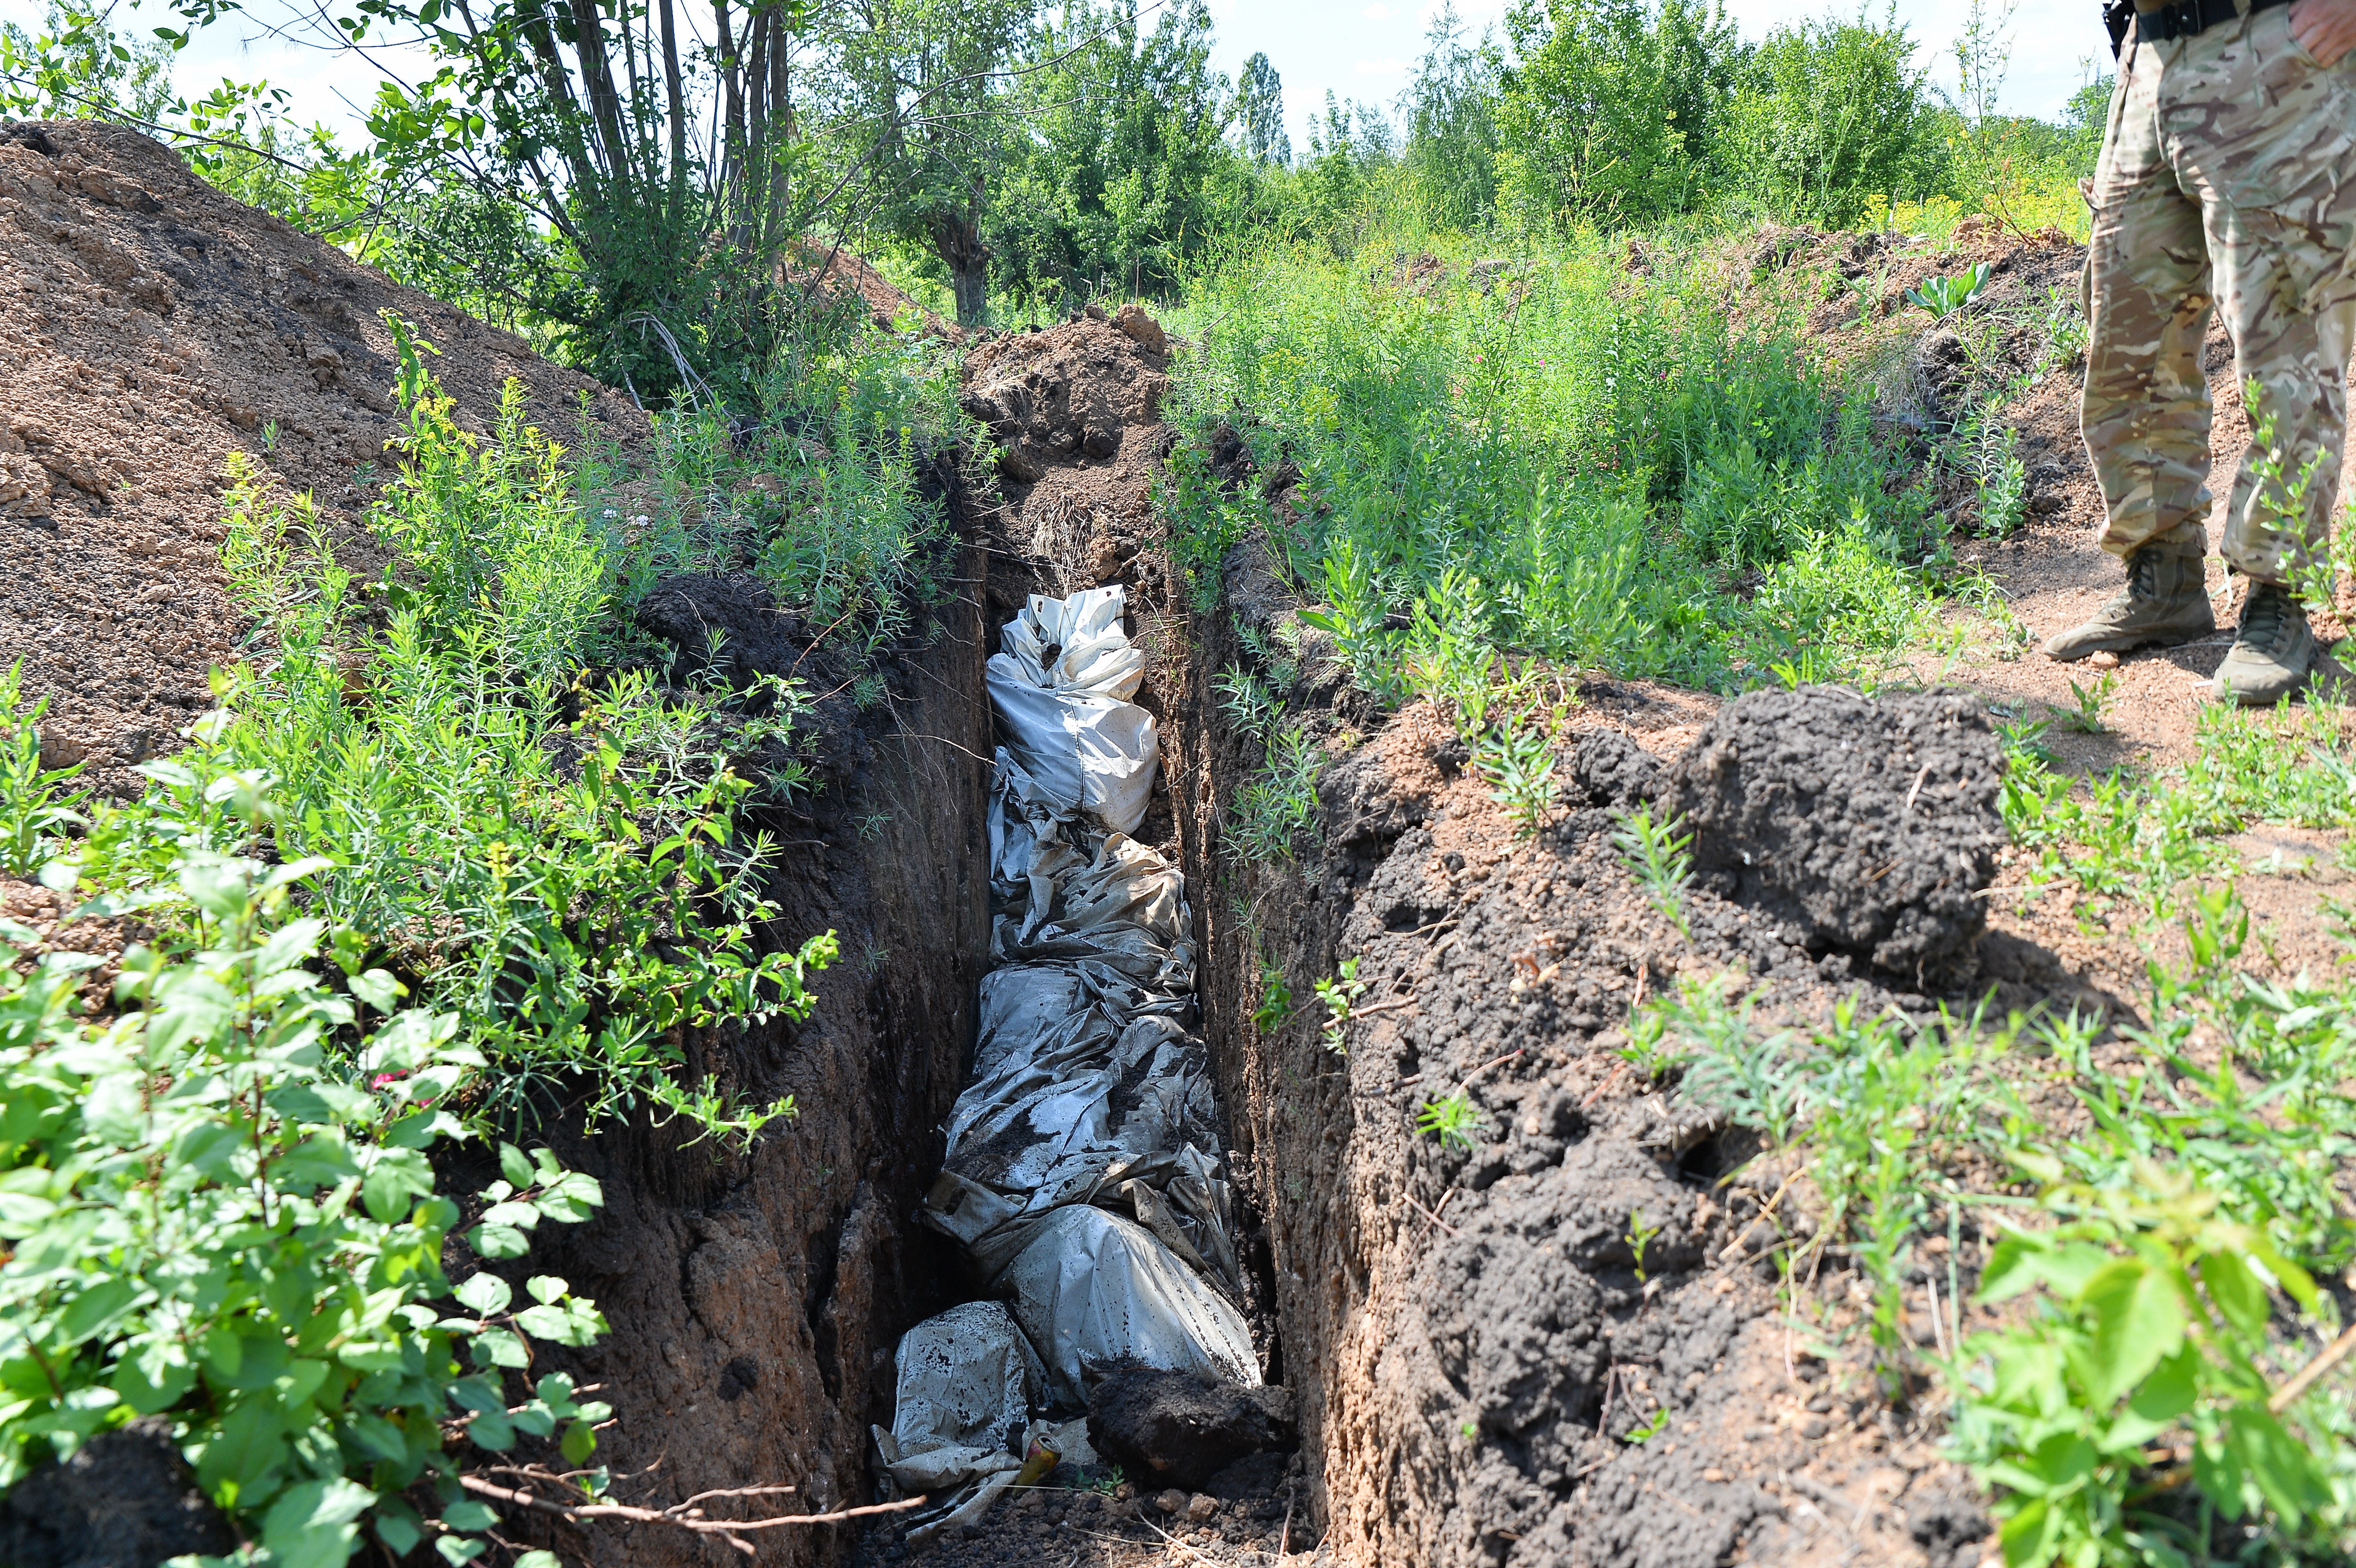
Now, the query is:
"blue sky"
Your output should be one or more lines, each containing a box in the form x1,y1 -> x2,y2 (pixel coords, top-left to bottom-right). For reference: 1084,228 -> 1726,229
0,0 -> 2098,150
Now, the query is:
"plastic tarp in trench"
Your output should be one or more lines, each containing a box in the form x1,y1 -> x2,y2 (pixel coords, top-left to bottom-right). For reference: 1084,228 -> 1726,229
875,588 -> 1256,1536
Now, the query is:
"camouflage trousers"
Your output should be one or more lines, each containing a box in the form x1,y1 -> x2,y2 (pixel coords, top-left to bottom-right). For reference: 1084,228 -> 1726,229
2083,4 -> 2356,581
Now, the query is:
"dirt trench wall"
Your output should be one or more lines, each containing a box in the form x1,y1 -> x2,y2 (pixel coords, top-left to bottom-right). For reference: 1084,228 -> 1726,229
507,548 -> 995,1568
1148,556 -> 2008,1568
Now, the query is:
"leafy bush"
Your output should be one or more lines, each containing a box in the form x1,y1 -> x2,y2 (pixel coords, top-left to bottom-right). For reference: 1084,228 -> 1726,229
59,321 -> 839,1138
1494,0 -> 1741,228
0,850 -> 610,1567
1719,15 -> 1938,228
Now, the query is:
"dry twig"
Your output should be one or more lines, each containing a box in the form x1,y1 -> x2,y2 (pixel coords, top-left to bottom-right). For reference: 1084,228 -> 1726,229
458,1467 -> 925,1557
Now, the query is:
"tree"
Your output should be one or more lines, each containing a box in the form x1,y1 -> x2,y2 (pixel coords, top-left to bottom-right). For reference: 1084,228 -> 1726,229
1401,3 -> 1500,230
1494,0 -> 1740,229
0,1 -> 177,123
1719,13 -> 1933,227
983,0 -> 1250,312
1237,49 -> 1288,166
812,0 -> 1036,328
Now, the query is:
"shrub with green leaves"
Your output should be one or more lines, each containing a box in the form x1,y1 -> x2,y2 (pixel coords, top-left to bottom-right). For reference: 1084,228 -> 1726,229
1954,1172 -> 2340,1568
0,851 -> 609,1568
64,320 -> 841,1137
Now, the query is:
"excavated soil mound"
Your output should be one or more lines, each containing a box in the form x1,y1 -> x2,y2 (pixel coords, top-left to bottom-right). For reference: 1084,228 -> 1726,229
1671,687 -> 2005,980
0,118 -> 646,796
961,304 -> 1174,583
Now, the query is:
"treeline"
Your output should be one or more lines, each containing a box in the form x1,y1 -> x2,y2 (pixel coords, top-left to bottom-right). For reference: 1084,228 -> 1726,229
1,0 -> 2107,390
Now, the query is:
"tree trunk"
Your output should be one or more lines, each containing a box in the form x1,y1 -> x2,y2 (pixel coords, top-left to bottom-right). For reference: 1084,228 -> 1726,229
931,203 -> 990,329
658,0 -> 687,231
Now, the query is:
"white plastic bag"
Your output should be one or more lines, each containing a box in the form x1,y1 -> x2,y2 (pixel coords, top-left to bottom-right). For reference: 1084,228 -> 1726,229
872,1300 -> 1041,1495
987,586 -> 1159,834
999,1205 -> 1261,1408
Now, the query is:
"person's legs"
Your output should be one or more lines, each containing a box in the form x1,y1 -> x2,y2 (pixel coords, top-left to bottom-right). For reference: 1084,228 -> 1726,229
2173,7 -> 2356,702
2045,37 -> 2217,662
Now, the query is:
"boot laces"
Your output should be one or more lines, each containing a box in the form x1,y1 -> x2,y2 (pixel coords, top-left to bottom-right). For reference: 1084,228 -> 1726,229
2241,582 -> 2301,658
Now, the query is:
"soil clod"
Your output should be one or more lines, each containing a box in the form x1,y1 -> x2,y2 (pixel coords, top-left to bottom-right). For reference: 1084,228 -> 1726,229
1087,1367 -> 1300,1494
1670,686 -> 2005,977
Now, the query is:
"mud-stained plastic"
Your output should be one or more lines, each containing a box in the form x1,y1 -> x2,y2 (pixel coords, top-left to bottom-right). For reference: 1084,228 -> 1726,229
874,1296 -> 1100,1544
872,1301 -> 1042,1497
884,586 -> 1253,1529
1000,1205 -> 1260,1407
985,586 -> 1160,834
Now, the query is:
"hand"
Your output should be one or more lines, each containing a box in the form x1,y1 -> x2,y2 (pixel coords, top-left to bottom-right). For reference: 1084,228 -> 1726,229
2290,0 -> 2356,68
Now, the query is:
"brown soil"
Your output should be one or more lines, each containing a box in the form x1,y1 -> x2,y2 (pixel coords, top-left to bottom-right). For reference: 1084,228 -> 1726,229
0,118 -> 647,798
0,120 -> 1000,1568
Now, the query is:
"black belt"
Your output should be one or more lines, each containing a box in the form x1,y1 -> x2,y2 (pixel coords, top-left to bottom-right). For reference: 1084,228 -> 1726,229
2133,0 -> 2292,45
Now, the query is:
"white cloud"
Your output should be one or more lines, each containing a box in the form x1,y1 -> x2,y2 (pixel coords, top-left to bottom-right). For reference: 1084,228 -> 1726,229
1353,57 -> 1406,74
1362,3 -> 1395,15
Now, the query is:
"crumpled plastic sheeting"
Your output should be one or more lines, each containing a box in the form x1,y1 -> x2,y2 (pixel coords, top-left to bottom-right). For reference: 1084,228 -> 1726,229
1000,1205 -> 1260,1408
884,588 -> 1255,1519
985,586 -> 1159,835
871,1301 -> 1041,1497
872,1297 -> 1099,1544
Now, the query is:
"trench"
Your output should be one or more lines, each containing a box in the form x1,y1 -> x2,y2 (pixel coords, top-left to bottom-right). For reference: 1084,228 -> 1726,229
854,543 -> 1305,1547
506,466 -> 1311,1568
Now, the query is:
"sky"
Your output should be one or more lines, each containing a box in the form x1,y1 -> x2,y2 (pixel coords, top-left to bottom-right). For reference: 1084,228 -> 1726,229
0,0 -> 2101,150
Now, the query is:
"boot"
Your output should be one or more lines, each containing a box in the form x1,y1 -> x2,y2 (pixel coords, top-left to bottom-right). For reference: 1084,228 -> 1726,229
2213,580 -> 2315,706
2039,542 -> 2214,661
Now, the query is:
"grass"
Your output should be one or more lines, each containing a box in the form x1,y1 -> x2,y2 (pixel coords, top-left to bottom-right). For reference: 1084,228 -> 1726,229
1161,224 -> 1956,701
2004,697 -> 2356,915
1642,876 -> 2356,1560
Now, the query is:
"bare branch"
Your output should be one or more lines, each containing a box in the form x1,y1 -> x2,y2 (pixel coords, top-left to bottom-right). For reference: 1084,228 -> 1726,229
457,1469 -> 929,1558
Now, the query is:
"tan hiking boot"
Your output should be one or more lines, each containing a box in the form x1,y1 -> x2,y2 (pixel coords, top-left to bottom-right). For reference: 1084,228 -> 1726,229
2213,580 -> 2315,706
2039,544 -> 2214,662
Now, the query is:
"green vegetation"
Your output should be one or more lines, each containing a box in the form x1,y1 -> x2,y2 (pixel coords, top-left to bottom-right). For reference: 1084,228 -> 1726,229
1907,262 -> 1996,321
1161,230 -> 1951,699
12,2 -> 2292,1565
1415,1092 -> 1483,1150
1215,664 -> 1326,862
1315,957 -> 1370,1057
60,322 -> 841,1137
1612,806 -> 1696,941
0,294 -> 975,1553
7,0 -> 2100,379
0,844 -> 612,1568
2005,699 -> 2356,916
1474,726 -> 1558,840
1647,875 -> 2356,1562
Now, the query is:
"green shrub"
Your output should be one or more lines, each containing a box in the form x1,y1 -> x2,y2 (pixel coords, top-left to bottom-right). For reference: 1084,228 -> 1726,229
1718,16 -> 1937,228
0,850 -> 610,1566
61,321 -> 839,1139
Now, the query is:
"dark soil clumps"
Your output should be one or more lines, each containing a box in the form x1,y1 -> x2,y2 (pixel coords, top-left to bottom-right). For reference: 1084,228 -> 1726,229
1670,686 -> 2004,979
0,1418 -> 234,1568
1570,729 -> 1664,811
1087,1367 -> 1300,1492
